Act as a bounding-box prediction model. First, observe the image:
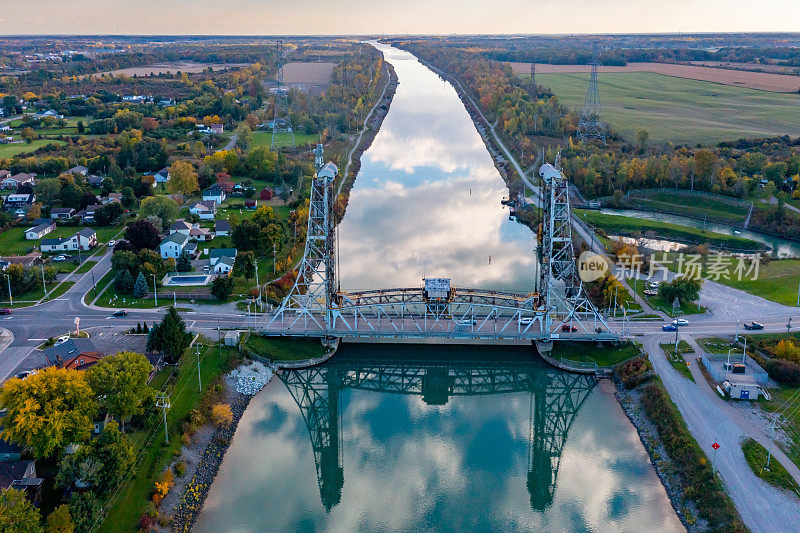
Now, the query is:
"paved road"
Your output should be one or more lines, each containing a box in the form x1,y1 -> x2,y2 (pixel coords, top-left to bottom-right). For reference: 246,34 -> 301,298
222,133 -> 238,151
644,333 -> 799,532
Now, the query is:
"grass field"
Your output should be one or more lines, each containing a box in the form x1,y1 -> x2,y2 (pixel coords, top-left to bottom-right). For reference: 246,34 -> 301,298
626,277 -> 706,317
576,209 -> 764,251
660,341 -> 695,381
549,340 -> 640,367
0,225 -> 120,256
626,191 -> 750,224
741,437 -> 800,493
0,139 -> 67,157
717,259 -> 800,307
537,71 -> 800,145
249,130 -> 320,150
244,334 -> 328,361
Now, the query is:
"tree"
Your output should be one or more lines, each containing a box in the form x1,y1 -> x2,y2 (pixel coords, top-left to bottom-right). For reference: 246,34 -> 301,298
68,491 -> 101,533
114,269 -> 134,294
139,196 -> 178,231
658,276 -> 702,306
147,307 -> 192,363
120,186 -> 136,209
167,161 -> 198,195
0,487 -> 43,533
0,367 -> 97,459
86,352 -> 152,429
76,121 -> 85,135
56,421 -> 134,495
34,178 -> 62,205
93,203 -> 123,226
245,146 -> 277,179
133,272 -> 148,298
176,251 -> 192,272
233,251 -> 256,280
211,403 -> 233,427
124,219 -> 160,251
636,130 -> 649,154
45,505 -> 73,533
210,276 -> 235,300
20,127 -> 37,144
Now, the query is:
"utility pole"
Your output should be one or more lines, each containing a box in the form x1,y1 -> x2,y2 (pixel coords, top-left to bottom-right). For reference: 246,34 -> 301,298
217,317 -> 221,357
4,274 -> 11,306
273,243 -> 277,273
156,395 -> 171,443
152,274 -> 157,307
255,258 -> 262,312
195,343 -> 202,392
41,265 -> 46,295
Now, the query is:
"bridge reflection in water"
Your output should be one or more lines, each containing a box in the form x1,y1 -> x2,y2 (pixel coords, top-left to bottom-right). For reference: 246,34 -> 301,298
279,345 -> 595,512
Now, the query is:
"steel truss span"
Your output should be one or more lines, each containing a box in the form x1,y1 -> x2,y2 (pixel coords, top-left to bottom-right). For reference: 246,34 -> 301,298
266,156 -> 614,342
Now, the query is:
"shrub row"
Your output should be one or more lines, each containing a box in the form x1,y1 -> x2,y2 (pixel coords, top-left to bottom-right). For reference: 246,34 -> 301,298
614,355 -> 653,389
641,382 -> 746,532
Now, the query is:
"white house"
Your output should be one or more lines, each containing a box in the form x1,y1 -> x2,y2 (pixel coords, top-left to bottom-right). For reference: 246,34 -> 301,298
67,165 -> 88,176
189,201 -> 217,220
50,208 -> 75,220
202,185 -> 226,204
214,219 -> 231,236
168,220 -> 192,237
1,173 -> 36,189
154,167 -> 170,184
159,232 -> 188,259
25,221 -> 56,240
209,248 -> 237,267
40,228 -> 96,252
213,256 -> 235,275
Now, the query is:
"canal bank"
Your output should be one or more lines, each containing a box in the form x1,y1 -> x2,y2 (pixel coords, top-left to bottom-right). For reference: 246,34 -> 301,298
193,43 -> 683,532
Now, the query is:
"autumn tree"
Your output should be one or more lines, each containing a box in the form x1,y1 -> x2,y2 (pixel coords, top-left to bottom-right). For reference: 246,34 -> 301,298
167,161 -> 199,195
86,352 -> 152,429
45,505 -> 73,533
0,367 -> 97,459
0,487 -> 43,533
20,127 -> 37,144
139,196 -> 178,232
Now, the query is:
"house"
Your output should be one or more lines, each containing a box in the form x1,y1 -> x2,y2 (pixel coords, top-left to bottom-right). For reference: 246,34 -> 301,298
184,242 -> 199,258
154,167 -> 171,184
244,200 -> 256,209
25,221 -> 56,240
1,173 -> 36,189
0,253 -> 42,268
214,219 -> 231,236
58,351 -> 105,371
159,232 -> 188,259
0,460 -> 42,502
0,171 -> 9,181
67,165 -> 88,176
260,187 -> 274,201
169,220 -> 193,236
210,124 -> 224,134
214,255 -> 235,275
87,175 -> 105,187
209,248 -> 237,267
100,192 -> 122,205
189,226 -> 214,242
81,204 -> 101,223
40,228 -> 96,252
3,193 -> 34,214
189,200 -> 217,220
43,338 -> 100,367
0,414 -> 22,462
51,207 -> 75,220
202,185 -> 226,204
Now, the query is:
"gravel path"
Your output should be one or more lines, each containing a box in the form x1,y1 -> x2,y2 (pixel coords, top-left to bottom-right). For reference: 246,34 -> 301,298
643,334 -> 800,532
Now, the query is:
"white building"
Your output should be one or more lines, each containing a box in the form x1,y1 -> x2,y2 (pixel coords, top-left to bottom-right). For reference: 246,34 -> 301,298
159,232 -> 188,259
202,185 -> 226,204
189,201 -> 216,220
25,221 -> 56,240
40,228 -> 96,252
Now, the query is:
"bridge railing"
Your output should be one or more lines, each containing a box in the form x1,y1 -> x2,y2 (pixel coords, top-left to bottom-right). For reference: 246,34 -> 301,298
556,356 -> 599,373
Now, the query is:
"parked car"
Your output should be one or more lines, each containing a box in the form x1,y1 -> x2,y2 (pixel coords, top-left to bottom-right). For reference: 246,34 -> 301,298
112,310 -> 127,317
672,318 -> 689,326
643,289 -> 658,296
561,324 -> 578,332
107,240 -> 116,247
53,335 -> 70,346
16,370 -> 37,380
744,322 -> 764,330
662,324 -> 678,331
0,308 -> 10,315
52,255 -> 67,262
519,317 -> 535,326
648,281 -> 660,289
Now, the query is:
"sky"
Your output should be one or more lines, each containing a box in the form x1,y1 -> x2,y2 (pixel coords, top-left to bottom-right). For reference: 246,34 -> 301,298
1,0 -> 799,35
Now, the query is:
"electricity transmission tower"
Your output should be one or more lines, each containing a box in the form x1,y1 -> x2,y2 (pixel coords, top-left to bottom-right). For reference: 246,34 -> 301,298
271,39 -> 296,150
577,47 -> 606,144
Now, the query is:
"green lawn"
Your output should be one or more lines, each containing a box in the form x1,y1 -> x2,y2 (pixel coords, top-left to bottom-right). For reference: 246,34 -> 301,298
0,139 -> 67,157
0,225 -> 121,256
250,130 -> 320,150
244,334 -> 327,361
549,340 -> 641,368
537,71 -> 800,145
741,437 -> 800,494
624,191 -> 749,224
99,344 -> 235,533
576,209 -> 765,251
660,342 -> 695,382
762,386 -> 800,469
716,259 -> 800,307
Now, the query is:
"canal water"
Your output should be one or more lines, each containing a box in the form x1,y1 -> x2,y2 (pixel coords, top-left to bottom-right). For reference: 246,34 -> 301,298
195,43 -> 683,532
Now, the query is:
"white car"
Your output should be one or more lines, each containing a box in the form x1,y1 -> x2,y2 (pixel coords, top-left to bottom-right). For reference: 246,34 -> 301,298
672,318 -> 689,326
107,240 -> 116,247
52,255 -> 67,262
648,282 -> 660,289
53,335 -> 70,346
519,317 -> 536,325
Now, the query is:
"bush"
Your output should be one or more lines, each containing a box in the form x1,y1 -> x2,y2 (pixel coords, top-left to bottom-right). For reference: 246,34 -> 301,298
764,358 -> 800,386
174,461 -> 186,477
614,355 -> 653,389
211,403 -> 233,427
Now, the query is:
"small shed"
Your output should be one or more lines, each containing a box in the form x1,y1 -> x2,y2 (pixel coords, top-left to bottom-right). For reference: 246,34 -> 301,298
724,374 -> 761,400
224,331 -> 240,347
260,187 -> 273,201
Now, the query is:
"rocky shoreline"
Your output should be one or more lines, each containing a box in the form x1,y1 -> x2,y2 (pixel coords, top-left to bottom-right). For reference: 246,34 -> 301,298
615,381 -> 706,532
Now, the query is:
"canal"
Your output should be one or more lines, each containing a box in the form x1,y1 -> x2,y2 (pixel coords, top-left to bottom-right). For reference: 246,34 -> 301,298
194,43 -> 683,532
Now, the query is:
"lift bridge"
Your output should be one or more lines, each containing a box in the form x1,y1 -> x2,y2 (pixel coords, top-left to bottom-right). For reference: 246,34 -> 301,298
279,348 -> 596,511
263,145 -> 614,342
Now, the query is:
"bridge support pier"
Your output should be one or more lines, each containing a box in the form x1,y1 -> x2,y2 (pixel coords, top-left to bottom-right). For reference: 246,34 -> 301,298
534,340 -> 553,356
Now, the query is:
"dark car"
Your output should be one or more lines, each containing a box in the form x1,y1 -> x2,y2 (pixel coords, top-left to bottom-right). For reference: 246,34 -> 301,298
662,324 -> 677,332
561,324 -> 578,332
112,310 -> 128,317
744,322 -> 764,330
0,308 -> 10,315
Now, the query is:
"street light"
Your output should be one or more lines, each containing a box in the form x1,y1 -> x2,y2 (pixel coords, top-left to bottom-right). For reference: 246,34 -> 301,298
4,274 -> 11,306
152,274 -> 158,307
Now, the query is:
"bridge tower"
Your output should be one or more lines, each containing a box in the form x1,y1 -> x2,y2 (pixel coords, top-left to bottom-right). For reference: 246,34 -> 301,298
271,39 -> 296,150
577,47 -> 606,144
538,160 -> 609,336
268,145 -> 337,331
